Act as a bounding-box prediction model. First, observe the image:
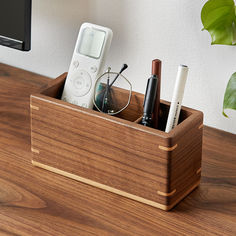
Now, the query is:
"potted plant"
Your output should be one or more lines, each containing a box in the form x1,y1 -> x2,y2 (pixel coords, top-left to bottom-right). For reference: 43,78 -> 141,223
201,0 -> 236,117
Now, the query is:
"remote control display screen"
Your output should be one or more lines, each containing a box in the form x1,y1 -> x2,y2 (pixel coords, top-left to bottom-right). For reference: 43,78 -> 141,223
78,27 -> 105,59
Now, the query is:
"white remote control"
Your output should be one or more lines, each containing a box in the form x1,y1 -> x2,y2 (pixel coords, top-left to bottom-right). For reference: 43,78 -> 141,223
61,23 -> 113,109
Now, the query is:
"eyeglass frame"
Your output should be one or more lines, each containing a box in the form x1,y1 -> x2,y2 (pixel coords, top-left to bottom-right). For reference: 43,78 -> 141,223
93,70 -> 132,115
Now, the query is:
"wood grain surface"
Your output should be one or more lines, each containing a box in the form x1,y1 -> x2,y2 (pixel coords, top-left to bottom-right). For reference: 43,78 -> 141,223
0,63 -> 236,235
30,75 -> 203,210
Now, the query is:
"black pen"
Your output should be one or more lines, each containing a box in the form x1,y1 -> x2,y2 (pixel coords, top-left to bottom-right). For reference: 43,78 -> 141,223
141,74 -> 158,127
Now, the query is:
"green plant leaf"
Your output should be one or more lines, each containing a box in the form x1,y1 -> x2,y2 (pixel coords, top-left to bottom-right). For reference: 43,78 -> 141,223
223,72 -> 236,117
201,0 -> 236,45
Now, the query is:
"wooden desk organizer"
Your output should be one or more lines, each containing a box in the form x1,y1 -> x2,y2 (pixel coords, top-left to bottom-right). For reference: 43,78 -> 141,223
30,73 -> 203,211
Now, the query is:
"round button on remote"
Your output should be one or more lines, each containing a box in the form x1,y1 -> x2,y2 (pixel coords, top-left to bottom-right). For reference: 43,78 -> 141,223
71,70 -> 92,97
90,66 -> 97,73
73,60 -> 79,69
73,76 -> 85,90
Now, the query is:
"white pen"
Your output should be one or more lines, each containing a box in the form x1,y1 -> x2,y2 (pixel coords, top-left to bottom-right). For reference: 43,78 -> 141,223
165,65 -> 189,133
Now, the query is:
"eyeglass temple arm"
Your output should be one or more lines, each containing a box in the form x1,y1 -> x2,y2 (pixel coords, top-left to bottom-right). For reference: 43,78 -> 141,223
101,64 -> 128,112
109,64 -> 128,88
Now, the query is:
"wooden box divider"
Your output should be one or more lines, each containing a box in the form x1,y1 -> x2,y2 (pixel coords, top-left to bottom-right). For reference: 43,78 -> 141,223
30,73 -> 203,211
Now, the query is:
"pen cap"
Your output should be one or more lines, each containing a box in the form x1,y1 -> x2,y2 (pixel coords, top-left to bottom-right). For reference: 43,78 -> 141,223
143,75 -> 158,115
152,59 -> 162,77
172,65 -> 189,103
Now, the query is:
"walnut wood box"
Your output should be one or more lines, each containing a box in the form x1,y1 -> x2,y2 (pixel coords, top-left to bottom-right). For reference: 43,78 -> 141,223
30,73 -> 203,211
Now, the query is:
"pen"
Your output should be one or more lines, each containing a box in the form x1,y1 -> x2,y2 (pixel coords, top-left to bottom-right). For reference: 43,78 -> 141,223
141,74 -> 158,127
165,65 -> 189,132
152,59 -> 162,129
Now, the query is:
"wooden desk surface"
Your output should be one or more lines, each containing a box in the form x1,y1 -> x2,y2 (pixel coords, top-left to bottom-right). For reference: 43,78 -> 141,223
0,63 -> 235,236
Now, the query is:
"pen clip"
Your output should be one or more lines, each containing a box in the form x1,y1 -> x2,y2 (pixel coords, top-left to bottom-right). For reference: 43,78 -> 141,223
143,79 -> 150,107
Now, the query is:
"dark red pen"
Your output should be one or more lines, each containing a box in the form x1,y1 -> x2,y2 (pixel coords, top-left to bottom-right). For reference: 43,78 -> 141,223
152,59 -> 162,129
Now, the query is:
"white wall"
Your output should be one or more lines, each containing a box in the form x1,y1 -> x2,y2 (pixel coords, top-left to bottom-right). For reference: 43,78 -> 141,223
1,0 -> 235,134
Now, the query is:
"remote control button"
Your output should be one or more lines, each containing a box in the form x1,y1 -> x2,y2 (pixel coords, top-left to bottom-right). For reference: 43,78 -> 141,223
73,60 -> 79,68
71,70 -> 92,97
90,66 -> 97,73
73,77 -> 85,90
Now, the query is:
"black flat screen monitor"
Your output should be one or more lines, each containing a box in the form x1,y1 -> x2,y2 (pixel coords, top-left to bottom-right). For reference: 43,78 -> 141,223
0,0 -> 32,51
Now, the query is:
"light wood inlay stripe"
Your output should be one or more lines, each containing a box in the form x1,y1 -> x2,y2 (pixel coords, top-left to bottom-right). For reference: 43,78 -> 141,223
157,189 -> 176,197
31,160 -> 169,210
198,124 -> 203,129
32,160 -> 200,211
196,168 -> 201,174
30,104 -> 39,111
31,148 -> 40,154
158,144 -> 178,151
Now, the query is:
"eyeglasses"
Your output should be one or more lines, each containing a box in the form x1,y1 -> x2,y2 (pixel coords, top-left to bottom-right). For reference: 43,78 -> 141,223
93,67 -> 132,115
